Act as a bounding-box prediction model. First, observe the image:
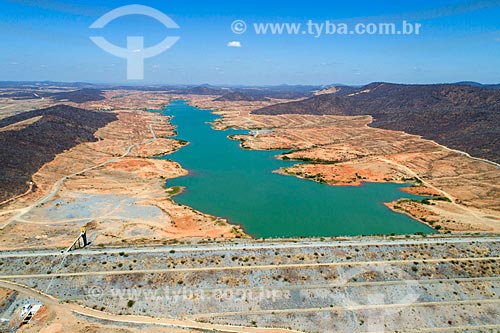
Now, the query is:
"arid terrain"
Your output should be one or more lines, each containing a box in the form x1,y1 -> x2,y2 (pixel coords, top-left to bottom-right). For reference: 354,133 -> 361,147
1,86 -> 499,251
254,83 -> 500,163
0,236 -> 498,332
189,95 -> 500,233
0,89 -> 245,251
0,84 -> 499,332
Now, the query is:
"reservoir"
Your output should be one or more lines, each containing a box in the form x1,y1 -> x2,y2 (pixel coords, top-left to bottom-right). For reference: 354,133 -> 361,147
158,100 -> 434,238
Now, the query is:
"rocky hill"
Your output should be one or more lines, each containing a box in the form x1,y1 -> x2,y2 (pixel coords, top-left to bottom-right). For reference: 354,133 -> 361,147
0,105 -> 117,202
47,88 -> 105,103
0,87 -> 105,103
254,83 -> 500,163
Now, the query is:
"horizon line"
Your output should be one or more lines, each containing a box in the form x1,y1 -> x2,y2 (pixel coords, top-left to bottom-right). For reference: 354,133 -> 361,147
1,80 -> 499,87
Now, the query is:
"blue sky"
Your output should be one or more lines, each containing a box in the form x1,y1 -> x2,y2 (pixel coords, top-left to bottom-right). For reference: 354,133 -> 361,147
0,0 -> 499,85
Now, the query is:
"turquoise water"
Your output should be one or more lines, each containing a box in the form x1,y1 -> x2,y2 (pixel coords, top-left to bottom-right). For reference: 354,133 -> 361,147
156,100 -> 434,238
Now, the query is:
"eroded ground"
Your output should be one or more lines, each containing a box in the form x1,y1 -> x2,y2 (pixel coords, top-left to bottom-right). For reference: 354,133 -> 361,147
0,91 -> 243,250
1,90 -> 499,249
189,96 -> 500,233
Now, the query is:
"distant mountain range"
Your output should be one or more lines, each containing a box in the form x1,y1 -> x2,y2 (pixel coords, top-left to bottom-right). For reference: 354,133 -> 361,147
0,82 -> 322,101
1,81 -> 498,164
253,82 -> 500,163
453,81 -> 500,89
1,80 -> 498,101
214,92 -> 270,102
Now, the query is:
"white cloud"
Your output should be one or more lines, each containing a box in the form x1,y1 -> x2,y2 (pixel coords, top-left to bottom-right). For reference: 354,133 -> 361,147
227,41 -> 242,48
